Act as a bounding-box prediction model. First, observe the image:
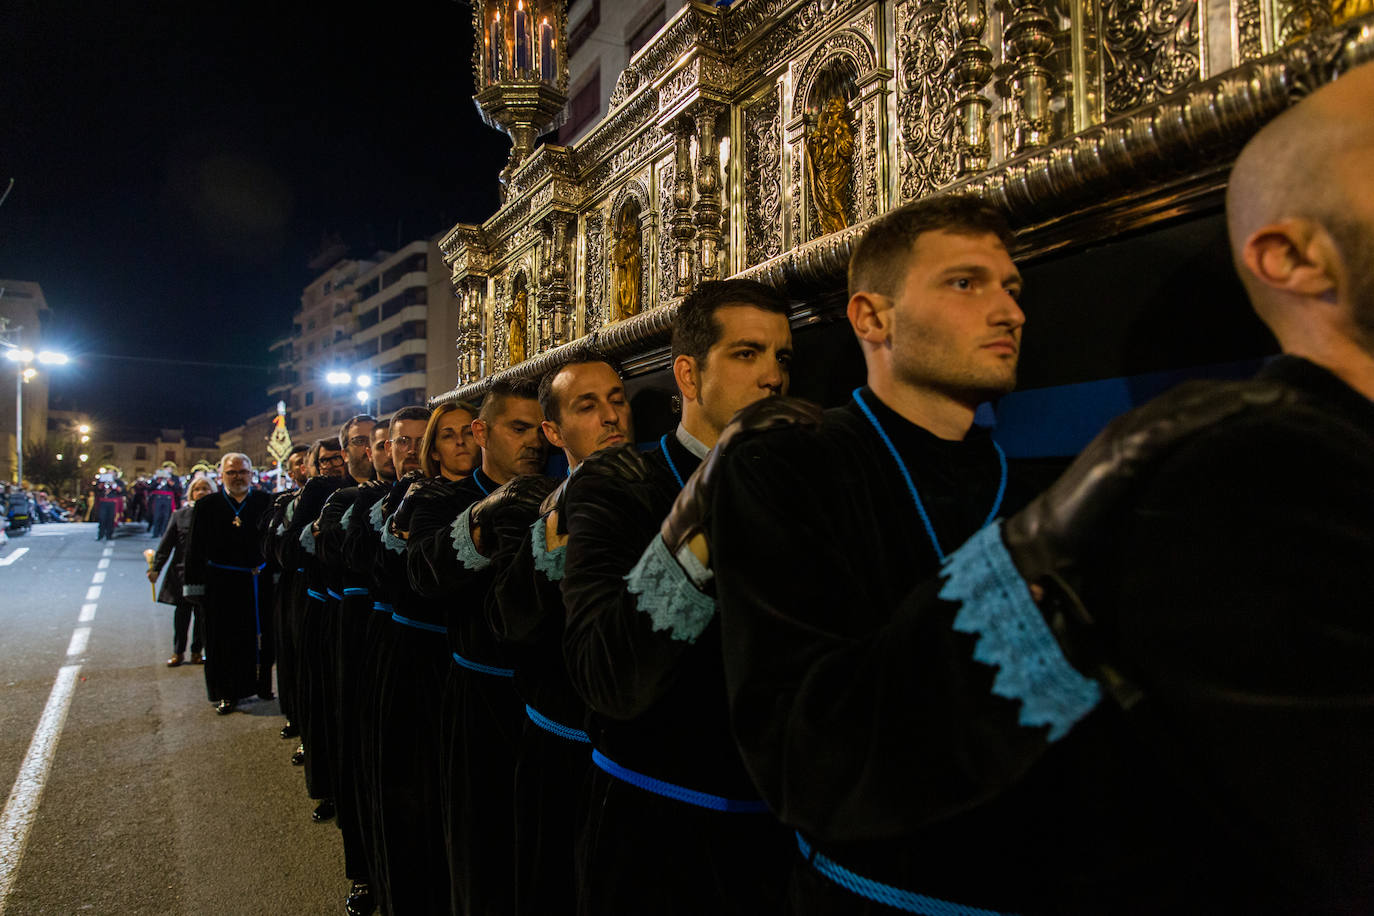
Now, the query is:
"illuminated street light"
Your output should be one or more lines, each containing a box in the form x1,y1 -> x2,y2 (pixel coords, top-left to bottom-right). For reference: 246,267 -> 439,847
5,346 -> 70,488
356,374 -> 372,389
56,453 -> 64,461
355,390 -> 369,404
325,370 -> 352,385
78,424 -> 91,435
80,435 -> 90,444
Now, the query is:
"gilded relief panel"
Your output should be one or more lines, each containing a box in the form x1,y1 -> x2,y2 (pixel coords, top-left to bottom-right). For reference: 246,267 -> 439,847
583,210 -> 607,337
657,153 -> 677,302
1101,0 -> 1202,113
895,0 -> 962,200
743,84 -> 784,264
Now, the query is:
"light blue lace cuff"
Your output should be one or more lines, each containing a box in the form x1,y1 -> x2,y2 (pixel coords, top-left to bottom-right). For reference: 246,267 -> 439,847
624,535 -> 716,644
530,516 -> 565,582
341,504 -> 355,531
450,505 -> 490,571
183,584 -> 206,597
381,514 -> 407,555
299,524 -> 318,556
939,524 -> 1101,743
369,498 -> 386,533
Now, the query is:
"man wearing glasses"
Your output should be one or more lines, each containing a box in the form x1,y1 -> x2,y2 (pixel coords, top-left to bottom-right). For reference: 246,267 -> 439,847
339,415 -> 378,484
183,453 -> 276,715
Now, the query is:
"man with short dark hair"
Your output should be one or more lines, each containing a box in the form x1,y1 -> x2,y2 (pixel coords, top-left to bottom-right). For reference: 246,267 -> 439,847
559,278 -> 794,914
183,453 -> 276,715
285,443 -> 312,488
401,379 -> 548,915
314,437 -> 347,479
494,354 -> 632,914
338,414 -> 376,484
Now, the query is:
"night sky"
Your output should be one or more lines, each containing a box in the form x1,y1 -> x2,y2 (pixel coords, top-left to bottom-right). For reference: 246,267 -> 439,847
1,1 -> 511,439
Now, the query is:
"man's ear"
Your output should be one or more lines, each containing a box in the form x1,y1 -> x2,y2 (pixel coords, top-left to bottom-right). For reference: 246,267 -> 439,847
673,354 -> 700,403
1242,219 -> 1339,300
848,292 -> 892,345
541,419 -> 566,450
471,418 -> 490,449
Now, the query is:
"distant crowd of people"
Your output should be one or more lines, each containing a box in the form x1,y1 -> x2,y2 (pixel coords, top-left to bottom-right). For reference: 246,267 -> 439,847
148,65 -> 1371,916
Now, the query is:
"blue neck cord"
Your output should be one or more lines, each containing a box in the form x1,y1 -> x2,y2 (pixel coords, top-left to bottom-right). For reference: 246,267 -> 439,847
659,433 -> 686,489
223,491 -> 247,521
851,388 -> 1007,563
472,469 -> 491,496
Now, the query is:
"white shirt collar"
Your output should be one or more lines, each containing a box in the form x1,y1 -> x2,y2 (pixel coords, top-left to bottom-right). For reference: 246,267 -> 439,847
674,423 -> 710,460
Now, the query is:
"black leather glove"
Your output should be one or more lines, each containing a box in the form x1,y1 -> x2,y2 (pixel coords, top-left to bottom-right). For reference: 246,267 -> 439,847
661,396 -> 825,563
1002,378 -> 1293,584
382,470 -> 424,518
470,474 -> 559,557
392,476 -> 463,537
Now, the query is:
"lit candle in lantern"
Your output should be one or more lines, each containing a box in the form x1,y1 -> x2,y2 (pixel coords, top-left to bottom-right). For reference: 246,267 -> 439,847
540,17 -> 554,81
515,1 -> 530,73
489,12 -> 502,80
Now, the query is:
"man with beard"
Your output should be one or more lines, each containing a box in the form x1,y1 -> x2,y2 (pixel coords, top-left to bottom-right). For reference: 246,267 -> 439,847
559,279 -> 794,915
285,443 -> 312,489
339,414 -> 377,485
404,378 -> 548,916
490,355 -> 632,915
183,453 -> 276,714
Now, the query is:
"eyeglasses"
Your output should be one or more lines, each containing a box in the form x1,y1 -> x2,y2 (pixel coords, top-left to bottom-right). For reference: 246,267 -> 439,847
346,436 -> 371,447
390,436 -> 419,450
319,454 -> 346,467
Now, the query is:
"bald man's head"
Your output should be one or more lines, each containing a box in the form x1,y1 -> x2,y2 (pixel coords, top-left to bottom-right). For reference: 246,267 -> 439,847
1227,61 -> 1374,346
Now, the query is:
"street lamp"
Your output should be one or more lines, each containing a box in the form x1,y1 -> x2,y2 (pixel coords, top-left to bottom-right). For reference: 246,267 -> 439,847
3,347 -> 70,488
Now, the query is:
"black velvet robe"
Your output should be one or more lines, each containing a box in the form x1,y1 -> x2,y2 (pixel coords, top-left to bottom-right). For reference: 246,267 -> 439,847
490,490 -> 589,916
262,489 -> 300,723
183,488 -> 274,703
407,465 -> 522,916
713,376 -> 1371,915
560,432 -> 791,916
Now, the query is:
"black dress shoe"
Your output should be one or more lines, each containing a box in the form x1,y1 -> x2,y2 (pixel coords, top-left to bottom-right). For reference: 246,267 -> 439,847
280,722 -> 299,740
290,744 -> 305,765
215,700 -> 235,716
344,879 -> 376,916
311,799 -> 336,822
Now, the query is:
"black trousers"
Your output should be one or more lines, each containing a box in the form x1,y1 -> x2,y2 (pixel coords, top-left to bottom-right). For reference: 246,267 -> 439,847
96,501 -> 118,540
172,600 -> 203,656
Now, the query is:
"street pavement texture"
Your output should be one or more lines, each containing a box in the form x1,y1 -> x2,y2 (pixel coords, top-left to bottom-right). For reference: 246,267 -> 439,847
0,522 -> 346,915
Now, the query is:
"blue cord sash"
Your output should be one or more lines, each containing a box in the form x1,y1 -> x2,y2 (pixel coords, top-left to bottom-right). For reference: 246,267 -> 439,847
525,704 -> 590,743
451,651 -> 515,677
343,587 -> 369,597
796,832 -> 1018,916
390,612 -> 447,634
658,434 -> 685,488
326,589 -> 343,601
591,749 -> 769,813
372,601 -> 394,614
306,588 -> 326,601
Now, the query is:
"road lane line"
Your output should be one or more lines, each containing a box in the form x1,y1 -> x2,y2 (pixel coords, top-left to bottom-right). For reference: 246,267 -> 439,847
84,586 -> 101,601
0,549 -> 28,567
0,663 -> 82,912
65,628 -> 90,657
96,558 -> 109,570
90,571 -> 106,584
100,547 -> 112,558
78,604 -> 97,623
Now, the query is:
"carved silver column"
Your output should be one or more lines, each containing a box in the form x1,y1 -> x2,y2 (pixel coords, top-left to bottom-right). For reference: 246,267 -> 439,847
1004,0 -> 1058,152
950,0 -> 994,174
693,104 -> 726,283
548,212 -> 573,345
670,118 -> 697,298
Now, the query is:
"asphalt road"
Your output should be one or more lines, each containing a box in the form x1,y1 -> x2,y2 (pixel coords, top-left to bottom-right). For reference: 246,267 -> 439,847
0,521 -> 346,915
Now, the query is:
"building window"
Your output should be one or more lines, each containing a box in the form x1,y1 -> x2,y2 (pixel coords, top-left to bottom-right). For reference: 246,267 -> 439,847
628,3 -> 665,56
164,450 -> 176,462
568,0 -> 600,57
561,66 -> 601,142
134,446 -> 148,460
305,391 -> 314,406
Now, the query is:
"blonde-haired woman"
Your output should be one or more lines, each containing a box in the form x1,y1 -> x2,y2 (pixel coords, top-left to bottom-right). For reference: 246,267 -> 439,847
149,476 -> 216,666
420,400 -> 481,480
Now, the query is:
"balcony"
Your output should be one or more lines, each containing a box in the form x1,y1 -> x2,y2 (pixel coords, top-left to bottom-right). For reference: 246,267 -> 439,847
352,303 -> 427,345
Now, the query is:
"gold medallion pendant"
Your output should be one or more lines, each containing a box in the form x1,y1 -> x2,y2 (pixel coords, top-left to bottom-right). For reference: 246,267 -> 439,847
232,517 -> 242,527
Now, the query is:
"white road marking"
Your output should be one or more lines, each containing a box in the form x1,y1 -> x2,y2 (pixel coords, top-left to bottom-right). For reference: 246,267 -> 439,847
0,549 -> 28,567
78,604 -> 97,623
84,586 -> 101,601
0,663 -> 82,911
90,571 -> 106,584
65,628 -> 90,657
96,558 -> 109,570
101,547 -> 112,557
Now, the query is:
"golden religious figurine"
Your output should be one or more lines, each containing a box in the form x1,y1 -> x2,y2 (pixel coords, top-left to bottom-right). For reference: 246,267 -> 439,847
507,288 -> 528,365
610,211 -> 643,322
806,96 -> 855,236
1335,0 -> 1372,23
